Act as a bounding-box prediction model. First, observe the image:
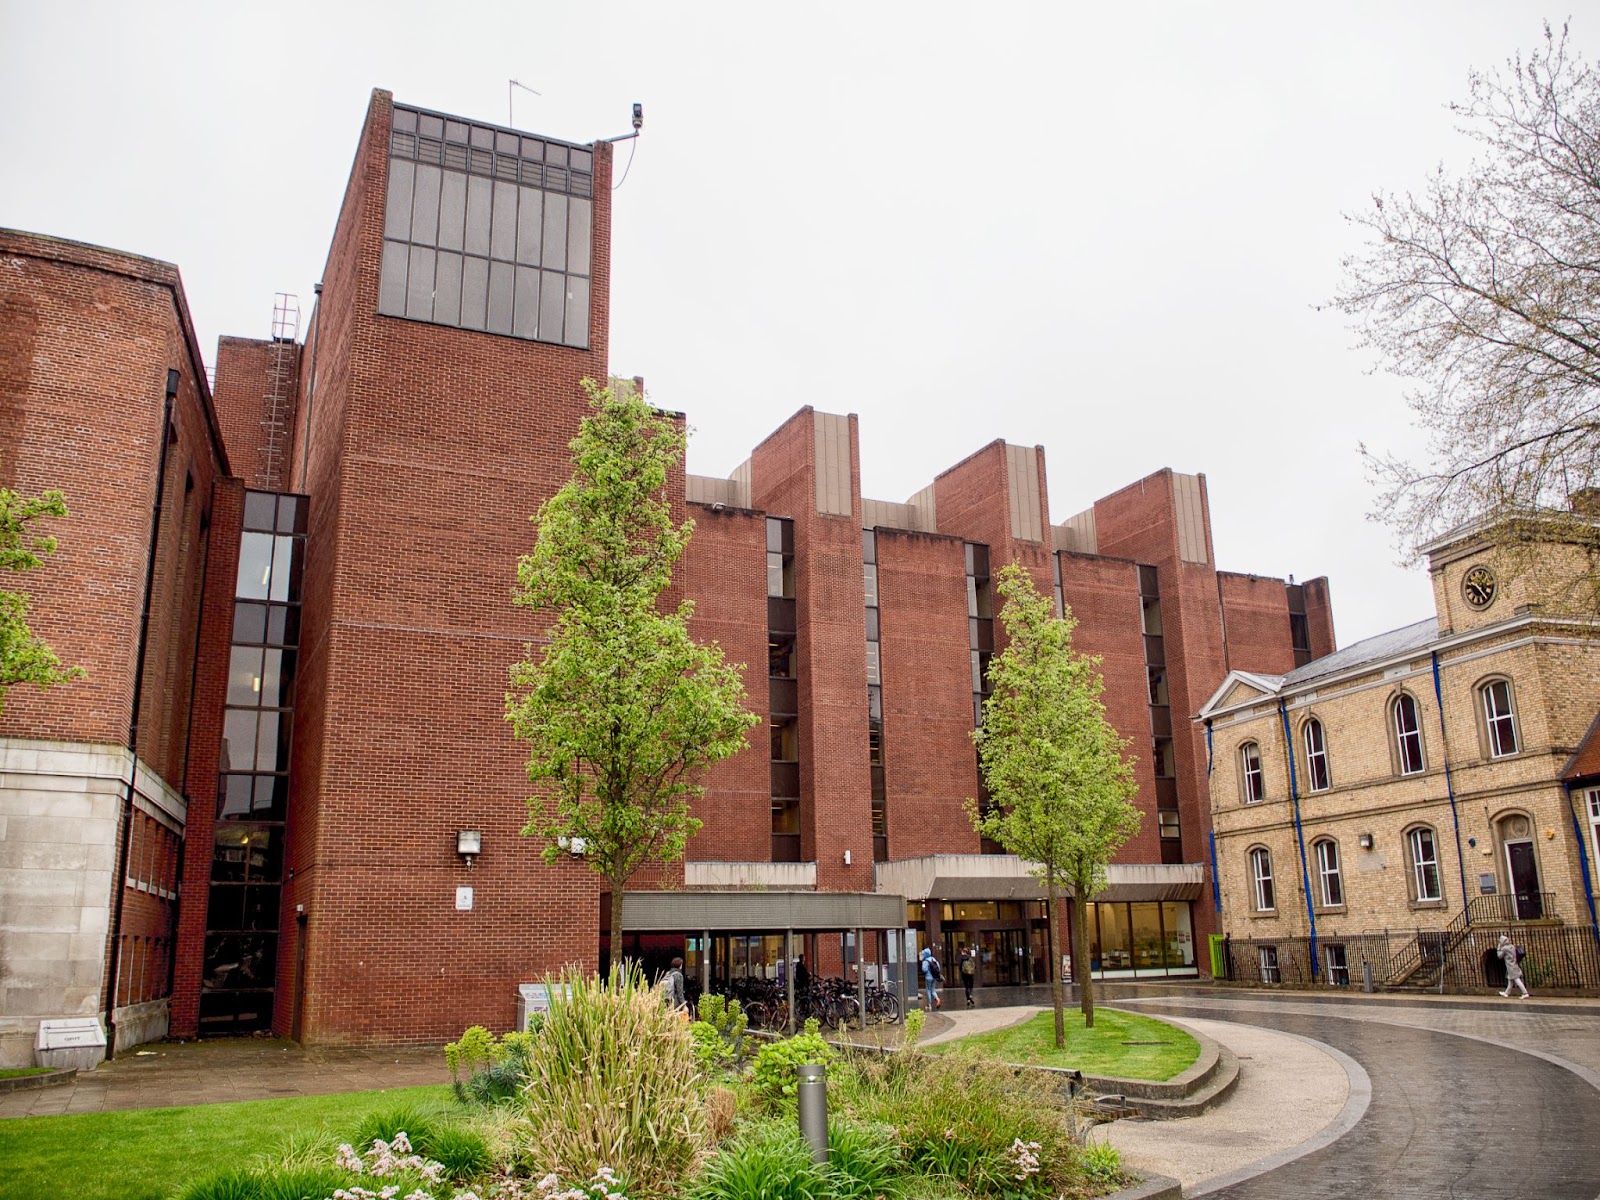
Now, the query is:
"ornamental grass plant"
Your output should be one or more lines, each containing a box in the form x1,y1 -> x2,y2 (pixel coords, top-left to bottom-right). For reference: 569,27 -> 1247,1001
513,966 -> 704,1200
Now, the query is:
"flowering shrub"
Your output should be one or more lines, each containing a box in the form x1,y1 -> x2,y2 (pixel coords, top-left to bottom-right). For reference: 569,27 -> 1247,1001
334,1133 -> 447,1183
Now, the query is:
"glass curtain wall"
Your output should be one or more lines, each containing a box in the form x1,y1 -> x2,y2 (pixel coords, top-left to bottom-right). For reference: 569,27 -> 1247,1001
200,492 -> 306,1033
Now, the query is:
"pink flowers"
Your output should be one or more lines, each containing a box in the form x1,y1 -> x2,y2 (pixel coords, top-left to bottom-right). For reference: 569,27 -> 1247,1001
1006,1138 -> 1043,1181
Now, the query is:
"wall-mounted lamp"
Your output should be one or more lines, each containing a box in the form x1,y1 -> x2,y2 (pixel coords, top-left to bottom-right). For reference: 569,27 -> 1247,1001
557,835 -> 587,858
1358,833 -> 1374,850
456,829 -> 482,869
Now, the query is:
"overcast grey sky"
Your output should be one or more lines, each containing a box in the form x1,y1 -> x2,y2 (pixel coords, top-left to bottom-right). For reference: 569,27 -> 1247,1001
2,2 -> 1584,645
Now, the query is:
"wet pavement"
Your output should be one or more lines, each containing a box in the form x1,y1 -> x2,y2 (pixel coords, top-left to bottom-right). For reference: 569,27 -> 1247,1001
1118,995 -> 1600,1199
0,1038 -> 448,1119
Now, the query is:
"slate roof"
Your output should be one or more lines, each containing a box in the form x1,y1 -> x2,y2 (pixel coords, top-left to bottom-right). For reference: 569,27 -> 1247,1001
1561,711 -> 1600,784
1281,617 -> 1439,688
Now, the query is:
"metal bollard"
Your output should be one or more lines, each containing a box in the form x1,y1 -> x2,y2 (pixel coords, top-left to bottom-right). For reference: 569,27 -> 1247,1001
1362,959 -> 1374,994
797,1062 -> 828,1165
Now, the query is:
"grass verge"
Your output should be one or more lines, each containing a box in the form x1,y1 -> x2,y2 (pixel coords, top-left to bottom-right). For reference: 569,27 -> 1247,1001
0,1068 -> 52,1079
0,1083 -> 451,1200
933,1006 -> 1199,1080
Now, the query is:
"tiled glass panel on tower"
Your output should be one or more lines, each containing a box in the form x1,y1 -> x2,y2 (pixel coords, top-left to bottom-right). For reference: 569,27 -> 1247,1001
200,491 -> 306,1033
380,105 -> 593,347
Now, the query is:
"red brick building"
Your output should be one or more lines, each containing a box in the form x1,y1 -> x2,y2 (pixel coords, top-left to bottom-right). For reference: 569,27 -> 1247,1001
0,91 -> 1331,1060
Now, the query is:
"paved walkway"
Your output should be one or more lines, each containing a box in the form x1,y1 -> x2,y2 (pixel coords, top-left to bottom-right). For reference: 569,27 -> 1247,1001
1117,994 -> 1600,1199
1090,1015 -> 1358,1194
0,1038 -> 448,1119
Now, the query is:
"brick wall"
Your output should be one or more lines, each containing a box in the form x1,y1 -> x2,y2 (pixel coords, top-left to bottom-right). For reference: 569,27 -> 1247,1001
875,528 -> 979,858
677,504 -> 771,863
1217,572 -> 1296,676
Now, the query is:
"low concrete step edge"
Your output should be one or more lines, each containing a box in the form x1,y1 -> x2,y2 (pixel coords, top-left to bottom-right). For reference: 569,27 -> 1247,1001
0,1067 -> 77,1093
1102,1171 -> 1183,1200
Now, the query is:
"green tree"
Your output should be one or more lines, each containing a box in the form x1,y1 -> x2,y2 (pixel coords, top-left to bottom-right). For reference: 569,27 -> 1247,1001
0,473 -> 85,712
1333,23 -> 1600,609
969,564 -> 1139,1040
506,379 -> 759,963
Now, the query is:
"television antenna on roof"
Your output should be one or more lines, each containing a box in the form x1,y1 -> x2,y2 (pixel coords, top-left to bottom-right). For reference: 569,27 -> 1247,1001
508,79 -> 541,127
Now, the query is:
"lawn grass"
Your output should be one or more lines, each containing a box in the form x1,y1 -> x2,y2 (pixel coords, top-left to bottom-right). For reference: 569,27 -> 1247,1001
0,1083 -> 452,1200
0,1068 -> 51,1079
933,1006 -> 1199,1080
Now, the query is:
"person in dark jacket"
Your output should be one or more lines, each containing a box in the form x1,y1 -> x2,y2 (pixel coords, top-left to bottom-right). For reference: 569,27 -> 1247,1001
960,946 -> 978,1007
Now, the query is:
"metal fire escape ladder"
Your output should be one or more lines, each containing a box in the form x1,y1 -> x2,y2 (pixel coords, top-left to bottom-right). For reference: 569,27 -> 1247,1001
258,293 -> 301,491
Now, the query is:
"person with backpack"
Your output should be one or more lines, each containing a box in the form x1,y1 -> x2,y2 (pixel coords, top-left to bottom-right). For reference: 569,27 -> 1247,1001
1497,934 -> 1530,998
662,956 -> 689,1015
919,946 -> 943,1010
960,946 -> 978,1008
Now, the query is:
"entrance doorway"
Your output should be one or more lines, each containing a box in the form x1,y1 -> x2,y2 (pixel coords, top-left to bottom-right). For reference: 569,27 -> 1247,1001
1505,840 -> 1542,919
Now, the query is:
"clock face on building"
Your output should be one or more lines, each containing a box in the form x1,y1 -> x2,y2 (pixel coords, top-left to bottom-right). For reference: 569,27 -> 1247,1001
1463,565 -> 1497,610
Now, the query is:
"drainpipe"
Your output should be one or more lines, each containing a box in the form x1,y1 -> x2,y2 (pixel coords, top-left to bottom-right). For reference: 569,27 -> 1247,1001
1430,652 -> 1470,913
1277,700 -> 1318,976
1562,781 -> 1600,954
107,368 -> 179,1057
1204,720 -> 1221,912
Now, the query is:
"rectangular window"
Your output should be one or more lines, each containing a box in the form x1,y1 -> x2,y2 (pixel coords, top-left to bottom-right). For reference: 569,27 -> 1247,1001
1240,743 -> 1264,803
1158,810 -> 1180,840
1324,943 -> 1349,986
1259,945 -> 1280,985
1395,695 -> 1425,775
1304,720 -> 1330,791
1316,840 -> 1343,907
1410,827 -> 1442,902
1483,681 -> 1519,757
1250,847 -> 1275,911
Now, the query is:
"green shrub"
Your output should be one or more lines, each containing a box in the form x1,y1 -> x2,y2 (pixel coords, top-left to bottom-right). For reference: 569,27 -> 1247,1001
254,1167 -> 352,1200
445,1024 -> 500,1080
830,1049 -> 1077,1198
826,1120 -> 905,1200
352,1106 -> 439,1153
1080,1139 -> 1124,1183
515,966 -> 705,1200
902,1006 -> 925,1048
750,1025 -> 835,1110
425,1125 -> 495,1180
448,1024 -> 538,1105
686,1119 -> 832,1200
172,1170 -> 260,1200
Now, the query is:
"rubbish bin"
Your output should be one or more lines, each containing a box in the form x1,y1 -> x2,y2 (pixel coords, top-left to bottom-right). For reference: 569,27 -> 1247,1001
1208,934 -> 1227,980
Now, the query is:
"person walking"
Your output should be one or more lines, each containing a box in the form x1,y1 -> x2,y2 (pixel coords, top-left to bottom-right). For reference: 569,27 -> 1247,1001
1497,934 -> 1530,998
960,946 -> 977,1008
663,956 -> 690,1015
919,946 -> 943,1010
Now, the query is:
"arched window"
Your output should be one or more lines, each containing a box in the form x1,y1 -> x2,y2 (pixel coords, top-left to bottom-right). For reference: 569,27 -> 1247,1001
1314,838 -> 1343,907
1239,742 -> 1265,803
1480,678 -> 1520,758
1392,693 -> 1425,775
1249,846 -> 1275,911
1407,826 -> 1442,903
1303,718 -> 1330,792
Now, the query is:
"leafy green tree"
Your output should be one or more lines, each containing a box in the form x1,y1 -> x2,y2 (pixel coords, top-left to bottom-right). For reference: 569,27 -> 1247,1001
506,379 -> 759,963
969,564 -> 1140,1039
0,473 -> 85,712
1334,23 -> 1600,610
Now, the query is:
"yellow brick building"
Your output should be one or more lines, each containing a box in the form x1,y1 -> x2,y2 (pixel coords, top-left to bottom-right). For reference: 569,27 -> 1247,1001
1199,517 -> 1600,991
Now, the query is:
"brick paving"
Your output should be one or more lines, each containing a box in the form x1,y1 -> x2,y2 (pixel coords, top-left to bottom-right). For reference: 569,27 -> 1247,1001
1120,994 -> 1600,1199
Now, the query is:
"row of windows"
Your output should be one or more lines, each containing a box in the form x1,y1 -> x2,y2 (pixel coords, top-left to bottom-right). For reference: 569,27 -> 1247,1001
1248,826 -> 1443,913
1237,679 -> 1522,804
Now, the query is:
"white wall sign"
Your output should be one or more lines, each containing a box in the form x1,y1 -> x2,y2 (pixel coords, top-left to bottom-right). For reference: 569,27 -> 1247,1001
455,886 -> 474,911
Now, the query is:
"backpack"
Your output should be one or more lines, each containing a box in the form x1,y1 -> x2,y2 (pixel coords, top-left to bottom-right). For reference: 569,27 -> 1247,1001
928,956 -> 943,982
1515,945 -> 1526,964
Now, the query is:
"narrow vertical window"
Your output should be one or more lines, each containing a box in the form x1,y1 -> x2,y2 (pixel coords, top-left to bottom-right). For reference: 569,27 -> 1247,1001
1240,742 -> 1264,803
1324,943 -> 1349,986
1250,847 -> 1275,911
1482,680 -> 1519,757
1315,839 -> 1343,907
1393,694 -> 1425,775
1408,827 -> 1442,902
1258,945 -> 1280,984
1303,718 -> 1330,792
